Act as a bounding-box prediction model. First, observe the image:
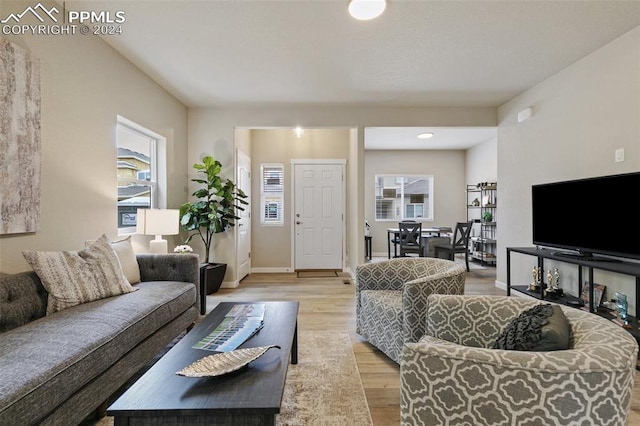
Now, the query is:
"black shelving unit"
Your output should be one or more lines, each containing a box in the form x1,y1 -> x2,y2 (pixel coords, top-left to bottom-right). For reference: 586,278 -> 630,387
467,183 -> 497,265
506,246 -> 640,342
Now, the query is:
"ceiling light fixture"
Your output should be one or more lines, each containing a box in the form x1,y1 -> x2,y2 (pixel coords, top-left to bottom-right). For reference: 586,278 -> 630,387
294,127 -> 304,138
348,0 -> 386,20
418,132 -> 434,139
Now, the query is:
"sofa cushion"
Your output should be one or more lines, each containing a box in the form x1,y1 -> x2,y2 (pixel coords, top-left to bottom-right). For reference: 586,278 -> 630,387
23,235 -> 137,314
493,304 -> 570,351
0,280 -> 196,424
111,236 -> 141,284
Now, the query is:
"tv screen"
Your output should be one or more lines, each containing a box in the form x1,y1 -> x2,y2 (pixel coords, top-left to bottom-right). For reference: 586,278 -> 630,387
532,172 -> 640,260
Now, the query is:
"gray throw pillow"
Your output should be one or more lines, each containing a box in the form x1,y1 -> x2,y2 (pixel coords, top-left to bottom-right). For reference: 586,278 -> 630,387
492,304 -> 570,351
23,234 -> 137,314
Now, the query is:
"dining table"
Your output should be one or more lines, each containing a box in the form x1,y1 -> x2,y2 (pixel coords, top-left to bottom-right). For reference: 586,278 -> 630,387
386,226 -> 452,258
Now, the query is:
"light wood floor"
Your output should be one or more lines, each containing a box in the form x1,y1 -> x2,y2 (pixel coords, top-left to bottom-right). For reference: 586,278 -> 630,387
207,265 -> 640,426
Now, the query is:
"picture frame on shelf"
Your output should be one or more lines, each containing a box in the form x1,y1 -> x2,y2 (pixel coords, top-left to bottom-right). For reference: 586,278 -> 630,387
580,282 -> 606,310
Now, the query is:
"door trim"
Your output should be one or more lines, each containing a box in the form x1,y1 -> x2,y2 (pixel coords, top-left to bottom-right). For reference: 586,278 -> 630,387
235,148 -> 251,284
290,159 -> 347,271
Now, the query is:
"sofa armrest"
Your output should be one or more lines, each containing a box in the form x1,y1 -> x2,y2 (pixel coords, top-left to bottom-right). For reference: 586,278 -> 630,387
136,254 -> 200,310
402,268 -> 465,344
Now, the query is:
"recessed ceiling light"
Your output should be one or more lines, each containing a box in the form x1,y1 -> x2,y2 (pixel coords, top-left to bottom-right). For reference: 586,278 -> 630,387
348,0 -> 386,20
418,132 -> 434,139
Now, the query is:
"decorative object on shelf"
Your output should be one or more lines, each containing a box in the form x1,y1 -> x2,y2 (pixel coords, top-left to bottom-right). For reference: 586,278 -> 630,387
471,198 -> 480,207
174,245 -> 193,254
475,181 -> 497,190
615,292 -> 630,328
176,345 -> 281,378
136,209 -> 180,253
180,155 -> 248,293
544,269 -> 556,297
482,211 -> 493,222
580,282 -> 606,311
529,266 -> 540,291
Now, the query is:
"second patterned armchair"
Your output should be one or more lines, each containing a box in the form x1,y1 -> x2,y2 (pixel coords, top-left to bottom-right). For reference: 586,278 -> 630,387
355,258 -> 465,364
401,295 -> 638,425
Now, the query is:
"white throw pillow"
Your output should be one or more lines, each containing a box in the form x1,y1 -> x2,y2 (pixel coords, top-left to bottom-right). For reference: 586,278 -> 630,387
111,236 -> 141,284
23,234 -> 137,314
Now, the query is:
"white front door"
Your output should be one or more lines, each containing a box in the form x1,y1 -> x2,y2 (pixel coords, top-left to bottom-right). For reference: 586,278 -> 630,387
293,162 -> 344,270
236,149 -> 251,281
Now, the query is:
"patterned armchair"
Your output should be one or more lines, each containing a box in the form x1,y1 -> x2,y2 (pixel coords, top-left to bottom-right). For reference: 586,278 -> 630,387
355,258 -> 466,364
401,295 -> 639,426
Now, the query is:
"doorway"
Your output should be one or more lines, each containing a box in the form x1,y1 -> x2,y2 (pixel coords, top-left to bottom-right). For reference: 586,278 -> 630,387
292,160 -> 345,270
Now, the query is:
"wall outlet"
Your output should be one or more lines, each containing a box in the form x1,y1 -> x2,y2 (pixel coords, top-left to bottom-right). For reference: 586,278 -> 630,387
615,148 -> 625,163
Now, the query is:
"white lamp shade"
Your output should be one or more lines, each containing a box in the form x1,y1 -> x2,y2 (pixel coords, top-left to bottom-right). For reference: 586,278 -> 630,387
136,209 -> 179,236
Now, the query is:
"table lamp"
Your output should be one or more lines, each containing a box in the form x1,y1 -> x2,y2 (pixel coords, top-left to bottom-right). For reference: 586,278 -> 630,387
136,208 -> 179,253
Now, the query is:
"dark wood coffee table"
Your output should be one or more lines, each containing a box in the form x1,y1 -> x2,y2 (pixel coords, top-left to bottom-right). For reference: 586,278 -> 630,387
107,301 -> 299,426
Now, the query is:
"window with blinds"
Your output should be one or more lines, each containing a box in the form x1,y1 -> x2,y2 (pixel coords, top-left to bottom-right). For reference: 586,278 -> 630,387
260,164 -> 284,225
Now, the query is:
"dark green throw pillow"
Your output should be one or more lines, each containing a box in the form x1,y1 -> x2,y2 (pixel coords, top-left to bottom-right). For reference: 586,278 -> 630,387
493,304 -> 570,351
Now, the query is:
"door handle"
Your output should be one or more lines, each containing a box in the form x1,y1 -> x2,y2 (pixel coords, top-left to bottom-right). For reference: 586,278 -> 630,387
296,221 -> 303,225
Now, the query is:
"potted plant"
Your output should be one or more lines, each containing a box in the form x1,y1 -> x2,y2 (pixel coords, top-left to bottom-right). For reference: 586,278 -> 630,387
180,155 -> 248,294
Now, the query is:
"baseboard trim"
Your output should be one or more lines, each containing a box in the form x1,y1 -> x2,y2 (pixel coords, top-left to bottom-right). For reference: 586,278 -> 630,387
221,280 -> 239,289
495,280 -> 507,290
251,267 -> 294,273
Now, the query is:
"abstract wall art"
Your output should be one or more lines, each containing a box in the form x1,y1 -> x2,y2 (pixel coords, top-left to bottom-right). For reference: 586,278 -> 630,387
0,39 -> 41,235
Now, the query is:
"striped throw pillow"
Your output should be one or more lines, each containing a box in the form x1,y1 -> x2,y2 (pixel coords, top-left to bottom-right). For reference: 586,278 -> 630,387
23,234 -> 137,314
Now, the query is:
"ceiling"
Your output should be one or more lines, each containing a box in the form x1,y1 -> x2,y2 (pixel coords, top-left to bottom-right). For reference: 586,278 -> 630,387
66,0 -> 640,148
364,127 -> 497,150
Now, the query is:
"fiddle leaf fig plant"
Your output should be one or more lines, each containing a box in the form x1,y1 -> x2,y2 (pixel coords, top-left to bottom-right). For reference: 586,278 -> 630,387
179,155 -> 248,263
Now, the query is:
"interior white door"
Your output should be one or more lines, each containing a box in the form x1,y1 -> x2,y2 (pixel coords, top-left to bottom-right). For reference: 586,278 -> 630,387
293,163 -> 344,270
236,149 -> 251,281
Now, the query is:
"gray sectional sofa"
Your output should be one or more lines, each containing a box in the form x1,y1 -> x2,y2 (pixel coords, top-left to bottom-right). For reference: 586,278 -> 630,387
0,254 -> 200,426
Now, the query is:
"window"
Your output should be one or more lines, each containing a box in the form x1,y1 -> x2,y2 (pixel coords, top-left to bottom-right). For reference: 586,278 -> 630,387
375,175 -> 434,221
117,117 -> 166,233
260,164 -> 284,225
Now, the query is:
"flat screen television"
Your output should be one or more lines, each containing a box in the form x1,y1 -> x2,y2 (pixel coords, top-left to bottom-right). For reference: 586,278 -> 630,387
532,172 -> 640,260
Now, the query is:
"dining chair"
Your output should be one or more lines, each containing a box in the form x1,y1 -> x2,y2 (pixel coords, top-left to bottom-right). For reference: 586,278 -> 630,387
398,221 -> 423,257
391,220 -> 417,257
433,221 -> 472,270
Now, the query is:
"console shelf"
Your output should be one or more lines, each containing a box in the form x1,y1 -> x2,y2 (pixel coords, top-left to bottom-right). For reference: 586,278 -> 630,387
506,246 -> 640,342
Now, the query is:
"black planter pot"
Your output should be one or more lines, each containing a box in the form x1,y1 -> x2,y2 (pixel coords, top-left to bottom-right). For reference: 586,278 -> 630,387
198,263 -> 227,314
201,262 -> 227,294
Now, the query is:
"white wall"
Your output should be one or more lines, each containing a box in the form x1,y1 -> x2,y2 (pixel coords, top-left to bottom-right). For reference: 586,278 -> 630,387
497,26 -> 640,313
188,106 -> 496,281
365,150 -> 467,256
466,138 -> 497,185
0,1 -> 188,273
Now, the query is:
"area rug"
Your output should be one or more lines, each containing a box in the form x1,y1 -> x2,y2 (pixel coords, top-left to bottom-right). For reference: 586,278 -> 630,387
92,331 -> 372,426
277,331 -> 373,425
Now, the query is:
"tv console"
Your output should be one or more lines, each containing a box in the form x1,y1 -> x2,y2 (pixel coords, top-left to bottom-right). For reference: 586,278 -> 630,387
551,250 -> 622,263
506,246 -> 640,342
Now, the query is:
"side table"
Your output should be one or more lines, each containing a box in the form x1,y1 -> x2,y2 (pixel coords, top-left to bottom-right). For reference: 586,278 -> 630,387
365,235 -> 372,260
